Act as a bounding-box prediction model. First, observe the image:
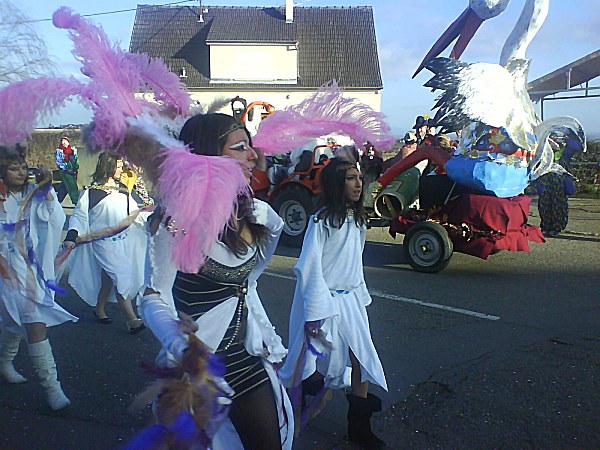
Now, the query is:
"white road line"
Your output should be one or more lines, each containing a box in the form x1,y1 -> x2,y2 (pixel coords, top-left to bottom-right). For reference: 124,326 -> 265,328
368,289 -> 500,321
264,271 -> 500,321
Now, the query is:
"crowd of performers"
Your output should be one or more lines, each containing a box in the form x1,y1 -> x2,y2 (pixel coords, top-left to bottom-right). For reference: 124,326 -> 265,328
0,112 -> 390,449
0,4 -> 586,449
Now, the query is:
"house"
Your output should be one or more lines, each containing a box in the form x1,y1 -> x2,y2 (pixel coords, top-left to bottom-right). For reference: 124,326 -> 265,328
129,2 -> 383,134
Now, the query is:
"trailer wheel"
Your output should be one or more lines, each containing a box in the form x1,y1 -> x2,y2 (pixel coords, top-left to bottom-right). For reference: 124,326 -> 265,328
272,186 -> 314,247
403,222 -> 453,273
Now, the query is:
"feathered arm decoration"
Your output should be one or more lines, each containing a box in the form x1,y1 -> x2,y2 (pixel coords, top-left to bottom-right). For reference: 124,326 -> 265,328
157,144 -> 249,272
128,326 -> 230,450
52,7 -> 191,152
252,81 -> 395,154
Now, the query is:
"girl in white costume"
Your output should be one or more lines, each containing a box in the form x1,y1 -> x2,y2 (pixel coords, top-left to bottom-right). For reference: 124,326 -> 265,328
279,156 -> 387,449
0,144 -> 77,410
138,113 -> 293,449
64,153 -> 147,333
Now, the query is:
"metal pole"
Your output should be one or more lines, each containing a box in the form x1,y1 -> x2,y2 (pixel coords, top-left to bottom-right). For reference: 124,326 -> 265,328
540,98 -> 544,121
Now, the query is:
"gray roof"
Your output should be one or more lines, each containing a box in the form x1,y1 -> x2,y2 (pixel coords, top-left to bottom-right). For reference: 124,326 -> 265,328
129,4 -> 383,89
528,49 -> 600,102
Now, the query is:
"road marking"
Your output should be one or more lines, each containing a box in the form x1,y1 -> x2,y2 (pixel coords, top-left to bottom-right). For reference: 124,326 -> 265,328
264,271 -> 500,321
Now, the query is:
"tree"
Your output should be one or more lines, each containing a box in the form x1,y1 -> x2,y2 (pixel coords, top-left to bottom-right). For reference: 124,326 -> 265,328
0,0 -> 54,87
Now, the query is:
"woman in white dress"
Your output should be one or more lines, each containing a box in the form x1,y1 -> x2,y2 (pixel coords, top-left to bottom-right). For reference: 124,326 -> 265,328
64,153 -> 147,333
0,144 -> 77,410
279,156 -> 387,449
137,113 -> 293,449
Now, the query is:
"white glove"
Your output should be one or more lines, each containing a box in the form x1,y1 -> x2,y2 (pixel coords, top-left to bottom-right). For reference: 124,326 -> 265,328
252,199 -> 269,226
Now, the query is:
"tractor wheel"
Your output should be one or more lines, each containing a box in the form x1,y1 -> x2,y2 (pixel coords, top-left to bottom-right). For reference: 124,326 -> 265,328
403,222 -> 453,273
272,186 -> 314,247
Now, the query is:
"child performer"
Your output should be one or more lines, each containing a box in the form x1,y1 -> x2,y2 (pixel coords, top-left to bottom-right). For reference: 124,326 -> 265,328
280,156 -> 387,449
0,144 -> 77,410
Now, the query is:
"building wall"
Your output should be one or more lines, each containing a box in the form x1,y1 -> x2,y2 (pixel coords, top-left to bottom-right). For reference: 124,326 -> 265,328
188,89 -> 382,136
209,44 -> 298,83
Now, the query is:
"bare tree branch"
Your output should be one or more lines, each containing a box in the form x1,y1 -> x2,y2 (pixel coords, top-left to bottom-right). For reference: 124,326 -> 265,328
0,0 -> 54,87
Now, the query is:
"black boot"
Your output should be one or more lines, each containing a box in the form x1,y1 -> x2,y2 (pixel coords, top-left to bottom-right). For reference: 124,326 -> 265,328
346,393 -> 386,449
301,374 -> 325,409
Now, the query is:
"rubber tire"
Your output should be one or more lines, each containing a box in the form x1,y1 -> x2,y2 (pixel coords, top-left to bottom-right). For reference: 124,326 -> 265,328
272,185 -> 314,247
403,221 -> 453,273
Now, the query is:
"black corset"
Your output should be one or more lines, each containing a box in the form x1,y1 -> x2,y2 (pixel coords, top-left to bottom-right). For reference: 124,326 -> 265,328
172,250 -> 258,351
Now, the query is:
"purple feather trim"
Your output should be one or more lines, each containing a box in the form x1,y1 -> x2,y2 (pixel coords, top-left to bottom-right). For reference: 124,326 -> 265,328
157,144 -> 249,272
124,424 -> 167,450
207,354 -> 226,378
307,340 -> 325,358
45,279 -> 67,296
253,81 -> 395,155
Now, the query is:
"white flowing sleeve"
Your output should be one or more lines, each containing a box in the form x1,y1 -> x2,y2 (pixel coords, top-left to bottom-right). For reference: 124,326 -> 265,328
138,226 -> 188,364
249,199 -> 283,282
293,217 -> 340,322
31,187 -> 66,281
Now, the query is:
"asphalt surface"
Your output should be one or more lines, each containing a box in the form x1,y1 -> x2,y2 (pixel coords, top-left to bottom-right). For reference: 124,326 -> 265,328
1,196 -> 599,449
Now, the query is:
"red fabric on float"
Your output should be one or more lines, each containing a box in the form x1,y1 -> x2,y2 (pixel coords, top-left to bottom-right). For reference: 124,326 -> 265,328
389,194 -> 544,260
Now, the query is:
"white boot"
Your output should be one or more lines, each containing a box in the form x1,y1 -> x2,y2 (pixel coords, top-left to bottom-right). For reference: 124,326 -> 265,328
28,339 -> 71,410
0,331 -> 28,383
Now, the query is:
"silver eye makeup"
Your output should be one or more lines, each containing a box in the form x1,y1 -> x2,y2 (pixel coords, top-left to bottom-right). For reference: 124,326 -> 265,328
229,141 -> 249,152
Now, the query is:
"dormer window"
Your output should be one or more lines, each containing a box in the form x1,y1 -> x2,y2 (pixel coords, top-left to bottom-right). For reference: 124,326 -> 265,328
179,67 -> 187,78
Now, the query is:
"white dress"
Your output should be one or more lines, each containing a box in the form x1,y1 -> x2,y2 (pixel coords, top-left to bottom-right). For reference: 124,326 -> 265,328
0,185 -> 78,334
138,199 -> 294,450
67,187 -> 149,304
279,214 -> 388,391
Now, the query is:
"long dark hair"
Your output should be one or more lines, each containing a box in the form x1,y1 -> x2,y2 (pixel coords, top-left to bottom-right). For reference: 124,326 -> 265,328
0,144 -> 28,193
317,157 -> 366,228
178,113 -> 264,256
91,152 -> 119,185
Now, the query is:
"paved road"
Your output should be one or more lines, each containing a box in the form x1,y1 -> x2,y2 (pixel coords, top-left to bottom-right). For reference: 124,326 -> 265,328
1,197 -> 598,449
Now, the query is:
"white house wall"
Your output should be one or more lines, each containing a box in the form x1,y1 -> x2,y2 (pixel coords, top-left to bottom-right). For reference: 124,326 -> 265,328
209,44 -> 298,84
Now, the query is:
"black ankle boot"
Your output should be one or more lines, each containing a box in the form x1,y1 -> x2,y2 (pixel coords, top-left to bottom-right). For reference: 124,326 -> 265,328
301,375 -> 325,409
346,393 -> 386,449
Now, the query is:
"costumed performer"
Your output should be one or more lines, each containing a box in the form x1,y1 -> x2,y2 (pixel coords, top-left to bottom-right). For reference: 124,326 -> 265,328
63,152 -> 148,333
0,144 -> 77,410
137,112 -> 293,449
279,156 -> 388,450
536,137 -> 581,237
55,136 -> 79,204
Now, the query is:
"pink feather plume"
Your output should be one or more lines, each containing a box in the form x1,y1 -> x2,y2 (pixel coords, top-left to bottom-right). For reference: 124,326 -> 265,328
253,81 -> 395,154
157,145 -> 249,272
0,77 -> 85,145
52,7 -> 190,151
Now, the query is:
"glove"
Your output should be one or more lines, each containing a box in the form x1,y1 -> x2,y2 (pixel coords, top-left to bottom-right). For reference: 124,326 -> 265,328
252,199 -> 269,226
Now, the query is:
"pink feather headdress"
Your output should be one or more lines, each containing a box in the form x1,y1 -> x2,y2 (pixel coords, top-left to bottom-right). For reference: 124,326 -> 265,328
0,7 -> 190,150
252,81 -> 395,154
0,7 -> 249,272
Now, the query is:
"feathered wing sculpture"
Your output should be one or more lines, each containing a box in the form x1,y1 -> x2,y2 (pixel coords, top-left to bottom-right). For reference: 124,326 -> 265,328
419,56 -> 586,196
252,81 -> 395,154
424,57 -> 538,155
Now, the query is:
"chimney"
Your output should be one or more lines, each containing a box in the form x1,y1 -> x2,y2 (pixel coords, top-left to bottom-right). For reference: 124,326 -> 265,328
286,0 -> 294,24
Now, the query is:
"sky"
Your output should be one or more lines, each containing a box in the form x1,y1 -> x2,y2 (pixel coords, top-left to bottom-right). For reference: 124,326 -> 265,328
15,0 -> 600,139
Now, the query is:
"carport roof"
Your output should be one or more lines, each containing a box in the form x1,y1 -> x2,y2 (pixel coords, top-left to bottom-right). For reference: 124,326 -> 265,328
527,49 -> 600,101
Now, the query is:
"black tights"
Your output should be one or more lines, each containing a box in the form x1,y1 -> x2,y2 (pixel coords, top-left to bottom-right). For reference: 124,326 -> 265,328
229,381 -> 282,450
